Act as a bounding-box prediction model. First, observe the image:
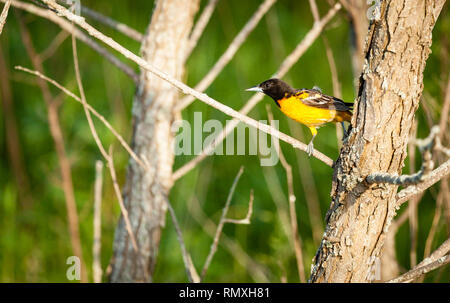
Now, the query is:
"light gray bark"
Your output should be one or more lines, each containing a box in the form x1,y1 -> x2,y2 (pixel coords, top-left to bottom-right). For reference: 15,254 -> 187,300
110,0 -> 199,282
310,0 -> 446,283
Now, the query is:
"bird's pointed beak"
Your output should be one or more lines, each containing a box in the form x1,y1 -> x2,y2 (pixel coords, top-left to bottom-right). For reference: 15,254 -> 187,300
245,86 -> 263,93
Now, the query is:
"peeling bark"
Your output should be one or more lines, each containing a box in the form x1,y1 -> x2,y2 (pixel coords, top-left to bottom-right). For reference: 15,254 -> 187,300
110,0 -> 199,282
310,0 -> 446,283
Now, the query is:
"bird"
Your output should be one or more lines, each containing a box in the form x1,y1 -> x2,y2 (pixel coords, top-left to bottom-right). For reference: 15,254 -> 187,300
246,78 -> 353,156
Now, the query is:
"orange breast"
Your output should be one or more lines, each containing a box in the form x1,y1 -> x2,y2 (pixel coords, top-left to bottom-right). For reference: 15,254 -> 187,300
278,96 -> 338,127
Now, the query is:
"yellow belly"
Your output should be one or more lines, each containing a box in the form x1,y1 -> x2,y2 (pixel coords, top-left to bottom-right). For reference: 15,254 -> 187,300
278,96 -> 349,127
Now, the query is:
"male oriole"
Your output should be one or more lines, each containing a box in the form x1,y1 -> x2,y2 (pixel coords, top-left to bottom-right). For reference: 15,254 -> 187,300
246,78 -> 353,156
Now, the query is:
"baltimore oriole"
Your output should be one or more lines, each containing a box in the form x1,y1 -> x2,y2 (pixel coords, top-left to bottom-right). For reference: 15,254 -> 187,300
246,78 -> 353,156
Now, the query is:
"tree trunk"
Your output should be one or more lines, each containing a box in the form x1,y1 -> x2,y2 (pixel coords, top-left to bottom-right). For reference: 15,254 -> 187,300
310,0 -> 446,283
110,0 -> 199,282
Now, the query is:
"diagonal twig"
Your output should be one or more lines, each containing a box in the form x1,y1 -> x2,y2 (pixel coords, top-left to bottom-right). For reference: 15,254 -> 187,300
0,0 -> 11,35
184,0 -> 219,61
201,167 -> 251,280
15,66 -> 146,169
388,255 -> 450,283
388,237 -> 450,283
177,0 -> 277,110
57,0 -> 143,41
5,0 -> 138,82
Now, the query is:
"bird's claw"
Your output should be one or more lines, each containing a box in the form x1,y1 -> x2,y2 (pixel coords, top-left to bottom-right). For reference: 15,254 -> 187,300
307,142 -> 314,157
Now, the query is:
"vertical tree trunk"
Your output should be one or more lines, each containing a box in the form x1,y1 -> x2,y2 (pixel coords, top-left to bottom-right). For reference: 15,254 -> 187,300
310,0 -> 446,283
110,0 -> 199,282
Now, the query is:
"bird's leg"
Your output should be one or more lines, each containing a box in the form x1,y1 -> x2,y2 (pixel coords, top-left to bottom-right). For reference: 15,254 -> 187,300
341,122 -> 348,139
307,127 -> 317,157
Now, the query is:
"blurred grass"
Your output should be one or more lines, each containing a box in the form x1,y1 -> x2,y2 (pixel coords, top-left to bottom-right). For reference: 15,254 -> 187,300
0,0 -> 448,282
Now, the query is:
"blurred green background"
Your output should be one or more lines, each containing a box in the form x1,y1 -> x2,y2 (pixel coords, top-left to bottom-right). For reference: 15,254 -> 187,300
0,0 -> 449,282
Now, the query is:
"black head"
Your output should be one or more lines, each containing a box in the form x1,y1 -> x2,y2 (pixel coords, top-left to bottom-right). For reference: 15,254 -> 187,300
246,78 -> 296,102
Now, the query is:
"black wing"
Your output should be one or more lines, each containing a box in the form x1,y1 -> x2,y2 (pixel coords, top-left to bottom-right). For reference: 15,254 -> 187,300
295,89 -> 353,111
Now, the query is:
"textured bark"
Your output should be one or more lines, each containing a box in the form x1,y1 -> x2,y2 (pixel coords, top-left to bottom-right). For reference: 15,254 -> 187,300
110,0 -> 199,282
310,0 -> 446,283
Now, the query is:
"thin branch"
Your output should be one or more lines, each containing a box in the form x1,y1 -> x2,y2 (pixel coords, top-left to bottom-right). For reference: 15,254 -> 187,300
71,28 -> 108,158
418,237 -> 450,268
57,0 -> 143,41
387,238 -> 450,283
223,190 -> 254,225
387,237 -> 450,283
423,182 -> 445,261
93,160 -> 103,283
308,0 -> 320,23
366,126 -> 440,185
268,105 -> 306,283
201,167 -> 248,280
387,255 -> 450,283
0,0 -> 11,34
163,192 -> 200,283
15,66 -> 146,169
39,29 -> 70,61
177,0 -> 277,110
107,147 -> 138,252
184,0 -> 219,61
172,3 -> 342,181
5,0 -> 138,82
396,158 -> 450,206
188,196 -> 270,282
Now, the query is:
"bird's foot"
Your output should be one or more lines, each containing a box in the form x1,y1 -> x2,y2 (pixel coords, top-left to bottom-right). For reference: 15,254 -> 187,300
307,141 -> 314,157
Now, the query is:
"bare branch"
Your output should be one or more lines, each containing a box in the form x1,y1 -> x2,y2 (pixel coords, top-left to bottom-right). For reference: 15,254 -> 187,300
39,29 -> 70,61
107,147 -> 138,253
15,66 -> 146,169
71,29 -> 109,158
93,160 -> 103,283
366,126 -> 440,185
423,182 -> 445,262
57,0 -> 143,41
0,0 -> 11,35
388,238 -> 450,283
177,0 -> 277,110
418,237 -> 450,268
5,0 -> 138,82
163,192 -> 200,283
223,190 -> 254,225
172,3 -> 342,181
308,0 -> 320,23
388,255 -> 450,283
188,196 -> 270,282
396,158 -> 450,206
184,0 -> 219,61
201,167 -> 247,280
